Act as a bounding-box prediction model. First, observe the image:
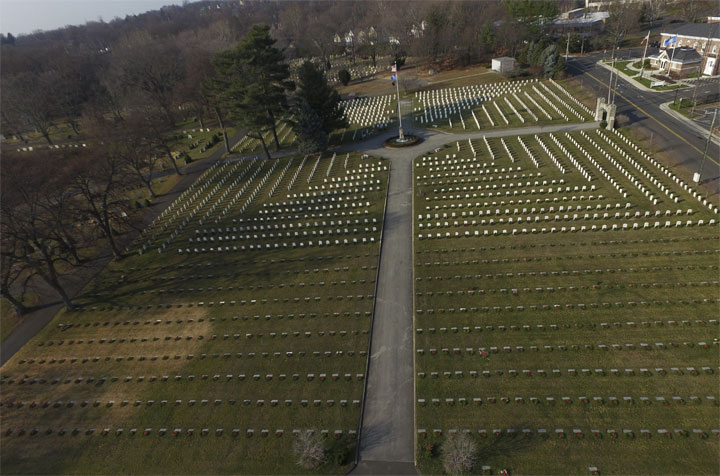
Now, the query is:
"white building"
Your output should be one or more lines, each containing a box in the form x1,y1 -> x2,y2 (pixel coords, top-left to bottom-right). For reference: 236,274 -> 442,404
492,57 -> 516,73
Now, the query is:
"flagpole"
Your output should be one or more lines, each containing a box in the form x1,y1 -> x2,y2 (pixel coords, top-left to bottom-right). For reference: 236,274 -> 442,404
394,61 -> 404,140
668,35 -> 677,73
639,30 -> 650,79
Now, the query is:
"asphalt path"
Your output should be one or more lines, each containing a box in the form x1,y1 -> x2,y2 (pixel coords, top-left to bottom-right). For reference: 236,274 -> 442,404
567,48 -> 720,195
352,101 -> 417,474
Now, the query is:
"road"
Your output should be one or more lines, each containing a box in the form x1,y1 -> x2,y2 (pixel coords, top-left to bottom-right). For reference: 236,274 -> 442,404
567,48 -> 720,195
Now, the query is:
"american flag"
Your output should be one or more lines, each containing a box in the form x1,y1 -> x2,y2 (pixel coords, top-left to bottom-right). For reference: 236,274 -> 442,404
391,64 -> 397,72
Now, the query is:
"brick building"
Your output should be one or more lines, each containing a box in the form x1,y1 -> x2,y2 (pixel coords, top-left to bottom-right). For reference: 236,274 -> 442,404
656,21 -> 720,76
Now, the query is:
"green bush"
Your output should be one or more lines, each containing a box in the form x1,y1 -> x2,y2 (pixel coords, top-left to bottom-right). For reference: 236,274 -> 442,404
338,69 -> 351,86
325,435 -> 353,466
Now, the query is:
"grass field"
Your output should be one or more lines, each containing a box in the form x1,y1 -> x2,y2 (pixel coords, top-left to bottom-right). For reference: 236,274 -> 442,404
0,152 -> 389,474
603,60 -> 686,92
414,79 -> 593,133
329,95 -> 397,146
413,127 -> 720,474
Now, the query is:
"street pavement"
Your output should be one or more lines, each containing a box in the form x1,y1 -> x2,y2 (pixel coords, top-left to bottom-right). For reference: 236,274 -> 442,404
567,49 -> 720,194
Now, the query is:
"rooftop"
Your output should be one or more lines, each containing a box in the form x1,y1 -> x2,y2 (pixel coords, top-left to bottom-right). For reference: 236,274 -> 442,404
554,11 -> 609,27
660,21 -> 720,40
651,47 -> 703,63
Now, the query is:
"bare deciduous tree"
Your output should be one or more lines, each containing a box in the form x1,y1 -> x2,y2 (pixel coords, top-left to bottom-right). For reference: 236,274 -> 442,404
113,32 -> 186,127
0,238 -> 33,316
70,149 -> 132,260
1,72 -> 58,145
441,432 -> 477,475
1,153 -> 78,309
293,431 -> 326,469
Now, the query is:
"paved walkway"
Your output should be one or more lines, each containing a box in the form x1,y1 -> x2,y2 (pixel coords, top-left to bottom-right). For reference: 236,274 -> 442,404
350,114 -> 599,474
351,99 -> 417,475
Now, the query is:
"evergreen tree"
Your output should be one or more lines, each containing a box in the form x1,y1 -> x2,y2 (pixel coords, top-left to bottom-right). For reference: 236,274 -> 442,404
211,24 -> 294,156
338,69 -> 351,86
296,61 -> 347,134
294,100 -> 329,154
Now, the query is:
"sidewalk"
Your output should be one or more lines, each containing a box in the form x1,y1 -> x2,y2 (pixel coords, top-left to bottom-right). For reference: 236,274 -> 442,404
596,59 -> 662,93
659,101 -> 720,146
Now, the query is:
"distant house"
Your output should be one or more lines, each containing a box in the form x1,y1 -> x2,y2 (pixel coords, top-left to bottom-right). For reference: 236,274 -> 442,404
492,57 -> 516,74
658,20 -> 720,76
648,47 -> 703,78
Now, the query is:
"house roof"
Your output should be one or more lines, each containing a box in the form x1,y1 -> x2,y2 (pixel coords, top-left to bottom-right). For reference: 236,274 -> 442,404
554,11 -> 609,27
651,47 -> 703,63
661,21 -> 720,40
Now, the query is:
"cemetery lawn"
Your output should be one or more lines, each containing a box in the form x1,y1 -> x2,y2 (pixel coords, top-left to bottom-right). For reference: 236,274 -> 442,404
557,78 -> 597,111
0,152 -> 389,474
128,174 -> 185,206
419,71 -> 505,91
337,76 -> 397,97
231,120 -> 296,155
414,79 -> 593,133
413,130 -> 720,474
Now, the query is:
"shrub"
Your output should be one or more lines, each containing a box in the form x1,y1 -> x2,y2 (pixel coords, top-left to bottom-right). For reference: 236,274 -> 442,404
441,432 -> 477,475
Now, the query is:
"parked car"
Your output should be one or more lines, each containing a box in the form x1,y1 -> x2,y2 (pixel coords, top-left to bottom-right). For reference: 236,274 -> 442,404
650,40 -> 660,48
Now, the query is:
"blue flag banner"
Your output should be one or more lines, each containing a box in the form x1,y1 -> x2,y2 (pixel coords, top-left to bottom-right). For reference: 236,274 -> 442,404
390,74 -> 396,81
663,35 -> 677,46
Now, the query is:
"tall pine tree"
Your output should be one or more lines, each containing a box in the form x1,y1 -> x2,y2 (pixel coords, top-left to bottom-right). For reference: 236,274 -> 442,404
294,100 -> 329,154
294,61 -> 347,135
211,24 -> 294,157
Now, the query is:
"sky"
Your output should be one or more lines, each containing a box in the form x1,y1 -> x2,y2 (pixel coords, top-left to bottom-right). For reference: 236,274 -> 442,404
1,0 -> 183,36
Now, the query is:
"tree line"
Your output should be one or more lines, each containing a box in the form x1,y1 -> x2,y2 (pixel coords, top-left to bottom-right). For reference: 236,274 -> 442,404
0,21 -> 345,314
1,0 -> 715,315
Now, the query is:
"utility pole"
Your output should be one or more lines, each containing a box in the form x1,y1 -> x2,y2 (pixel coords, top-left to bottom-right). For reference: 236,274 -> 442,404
566,33 -> 570,60
607,50 -> 616,103
693,108 -> 717,184
691,66 -> 701,114
611,53 -> 621,104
